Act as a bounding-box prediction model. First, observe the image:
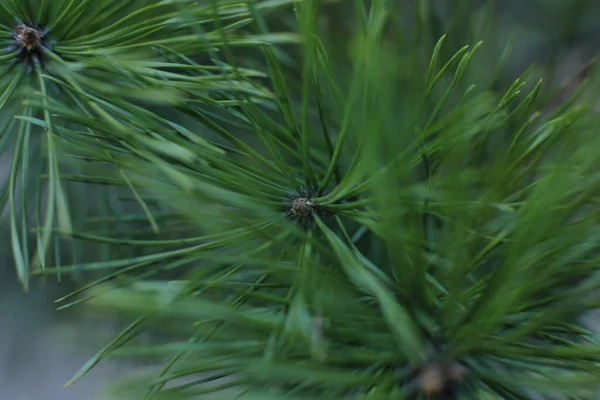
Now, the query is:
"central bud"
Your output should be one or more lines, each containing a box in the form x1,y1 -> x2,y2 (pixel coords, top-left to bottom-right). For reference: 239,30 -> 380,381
414,362 -> 468,397
290,197 -> 313,218
282,186 -> 325,230
15,25 -> 42,51
9,22 -> 51,72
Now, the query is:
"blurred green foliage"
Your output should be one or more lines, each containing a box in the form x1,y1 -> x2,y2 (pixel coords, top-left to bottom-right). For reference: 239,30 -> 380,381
4,0 -> 600,399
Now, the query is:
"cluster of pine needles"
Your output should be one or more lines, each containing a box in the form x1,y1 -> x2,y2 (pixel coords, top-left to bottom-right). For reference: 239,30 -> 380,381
4,0 -> 600,399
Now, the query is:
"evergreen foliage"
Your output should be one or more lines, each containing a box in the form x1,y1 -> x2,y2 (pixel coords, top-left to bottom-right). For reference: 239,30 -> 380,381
7,0 -> 600,399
